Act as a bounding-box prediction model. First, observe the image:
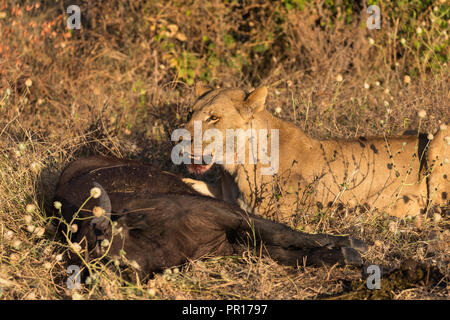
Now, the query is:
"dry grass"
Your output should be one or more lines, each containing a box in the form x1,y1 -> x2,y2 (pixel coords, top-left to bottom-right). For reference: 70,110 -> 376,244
0,0 -> 448,299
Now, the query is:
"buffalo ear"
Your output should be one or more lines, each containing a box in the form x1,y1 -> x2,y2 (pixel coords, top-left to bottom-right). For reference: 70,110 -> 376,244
240,86 -> 267,119
194,81 -> 213,98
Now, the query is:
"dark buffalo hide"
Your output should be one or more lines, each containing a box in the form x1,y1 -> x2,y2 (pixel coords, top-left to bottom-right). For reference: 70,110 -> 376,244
53,156 -> 367,279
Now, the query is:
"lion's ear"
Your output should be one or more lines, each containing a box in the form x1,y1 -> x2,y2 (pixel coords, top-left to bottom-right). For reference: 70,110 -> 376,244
241,86 -> 267,119
194,81 -> 213,98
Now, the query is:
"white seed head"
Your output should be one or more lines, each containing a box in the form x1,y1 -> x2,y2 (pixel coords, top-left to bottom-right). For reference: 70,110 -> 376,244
92,206 -> 105,217
12,239 -> 22,250
25,204 -> 36,214
389,221 -> 398,233
18,143 -> 26,151
34,227 -> 45,237
90,187 -> 102,199
71,292 -> 84,300
433,213 -> 442,222
101,239 -> 110,247
364,82 -> 370,89
416,27 -> 423,35
30,161 -> 41,173
26,225 -> 36,233
55,253 -> 63,262
336,74 -> 343,82
70,224 -> 78,233
85,276 -> 92,285
25,78 -> 33,87
368,37 -> 375,45
384,101 -> 389,107
427,133 -> 434,140
418,109 -> 427,119
24,214 -> 33,224
53,201 -> 62,210
129,260 -> 140,270
71,242 -> 82,253
375,81 -> 380,86
274,107 -> 282,114
404,75 -> 411,84
440,124 -> 447,131
4,230 -> 14,241
164,268 -> 172,275
147,288 -> 156,297
400,38 -> 406,45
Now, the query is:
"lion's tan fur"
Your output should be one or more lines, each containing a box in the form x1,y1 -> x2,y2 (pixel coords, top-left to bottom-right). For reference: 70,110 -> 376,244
185,83 -> 449,220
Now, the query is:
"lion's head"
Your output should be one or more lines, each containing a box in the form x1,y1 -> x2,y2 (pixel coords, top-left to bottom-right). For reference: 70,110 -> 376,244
182,82 -> 269,175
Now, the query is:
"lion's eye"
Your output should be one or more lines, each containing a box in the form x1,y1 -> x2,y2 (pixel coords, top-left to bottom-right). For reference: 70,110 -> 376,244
207,115 -> 219,122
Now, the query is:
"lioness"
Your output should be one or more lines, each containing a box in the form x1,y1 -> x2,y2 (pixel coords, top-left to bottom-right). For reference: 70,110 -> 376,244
181,82 -> 449,220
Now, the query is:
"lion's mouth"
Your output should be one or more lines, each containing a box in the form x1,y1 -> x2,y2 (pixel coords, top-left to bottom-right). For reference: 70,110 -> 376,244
186,151 -> 215,175
187,163 -> 214,175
